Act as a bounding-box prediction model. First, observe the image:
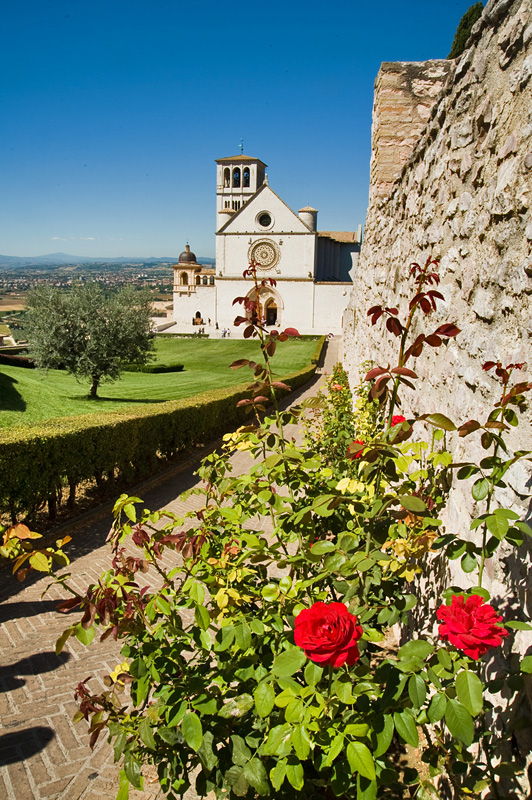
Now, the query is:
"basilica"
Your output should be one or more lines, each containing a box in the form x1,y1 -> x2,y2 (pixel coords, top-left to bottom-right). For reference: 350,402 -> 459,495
172,154 -> 360,334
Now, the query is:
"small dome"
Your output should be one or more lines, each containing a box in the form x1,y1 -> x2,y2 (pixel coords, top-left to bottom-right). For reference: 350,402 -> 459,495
178,244 -> 197,264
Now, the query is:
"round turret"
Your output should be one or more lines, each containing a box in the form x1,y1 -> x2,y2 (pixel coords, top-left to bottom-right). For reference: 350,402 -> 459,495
299,206 -> 318,231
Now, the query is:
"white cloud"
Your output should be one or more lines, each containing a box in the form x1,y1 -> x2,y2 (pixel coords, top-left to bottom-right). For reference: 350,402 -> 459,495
50,236 -> 69,241
80,237 -> 96,241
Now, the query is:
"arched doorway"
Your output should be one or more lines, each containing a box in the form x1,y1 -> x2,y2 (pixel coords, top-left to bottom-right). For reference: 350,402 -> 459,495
264,298 -> 277,326
245,286 -> 283,328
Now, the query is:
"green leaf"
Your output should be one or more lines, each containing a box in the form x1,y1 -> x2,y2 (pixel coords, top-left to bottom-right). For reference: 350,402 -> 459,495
218,694 -> 254,719
270,759 -> 287,791
189,581 -> 205,605
324,733 -> 344,766
422,413 -> 457,431
408,674 -> 427,708
263,724 -> 292,757
333,674 -> 354,703
515,521 -> 532,538
231,734 -> 252,766
456,670 -> 484,717
393,710 -> 419,747
243,758 -> 270,796
445,699 -> 474,746
460,552 -> 477,573
138,718 -> 156,751
75,622 -> 95,646
116,769 -> 130,800
373,715 -> 394,757
123,752 -> 143,790
520,655 -> 532,674
272,648 -> 307,677
235,623 -> 252,651
194,604 -> 210,631
506,620 -> 532,630
357,774 -> 378,800
471,478 -> 489,501
254,682 -> 275,718
304,661 -> 323,686
113,731 -> 128,762
123,503 -> 137,522
28,551 -> 50,572
284,698 -> 304,723
198,731 -> 218,772
398,639 -> 434,662
55,626 -> 74,655
310,540 -> 337,555
398,495 -> 427,513
486,513 -> 509,540
285,758 -> 304,790
346,741 -> 376,781
427,693 -> 447,724
181,712 -> 203,751
225,766 -> 249,797
291,725 -> 311,760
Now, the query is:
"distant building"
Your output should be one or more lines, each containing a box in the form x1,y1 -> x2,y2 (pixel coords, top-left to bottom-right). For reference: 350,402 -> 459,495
172,154 -> 361,334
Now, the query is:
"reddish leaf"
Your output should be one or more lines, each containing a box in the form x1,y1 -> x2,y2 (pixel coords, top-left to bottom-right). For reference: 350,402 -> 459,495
386,317 -> 402,336
243,325 -> 255,339
428,290 -> 444,302
365,366 -> 388,381
265,340 -> 277,356
368,305 -> 383,315
458,419 -> 481,437
233,315 -> 247,326
56,597 -> 82,613
434,324 -> 460,338
282,327 -> 300,337
403,334 -> 426,362
409,292 -> 425,309
419,297 -> 432,314
253,396 -> 269,403
391,367 -> 418,378
232,297 -> 245,305
230,359 -> 250,369
387,307 -> 399,316
272,381 -> 291,390
425,334 -> 442,347
237,399 -> 253,407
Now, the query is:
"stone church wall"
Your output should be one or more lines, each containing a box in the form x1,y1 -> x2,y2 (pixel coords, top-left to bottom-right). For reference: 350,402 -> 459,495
343,0 -> 532,773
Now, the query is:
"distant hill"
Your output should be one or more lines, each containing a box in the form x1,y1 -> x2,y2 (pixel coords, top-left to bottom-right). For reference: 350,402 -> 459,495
0,253 -> 216,269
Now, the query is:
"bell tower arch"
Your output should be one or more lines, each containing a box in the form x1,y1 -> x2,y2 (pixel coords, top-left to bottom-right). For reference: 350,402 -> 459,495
215,154 -> 267,231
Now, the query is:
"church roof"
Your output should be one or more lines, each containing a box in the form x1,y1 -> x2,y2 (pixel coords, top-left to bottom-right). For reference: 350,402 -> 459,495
318,231 -> 358,243
299,206 -> 318,212
215,155 -> 268,168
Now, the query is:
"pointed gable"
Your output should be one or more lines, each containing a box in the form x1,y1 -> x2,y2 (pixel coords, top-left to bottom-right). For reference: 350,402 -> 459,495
217,184 -> 313,235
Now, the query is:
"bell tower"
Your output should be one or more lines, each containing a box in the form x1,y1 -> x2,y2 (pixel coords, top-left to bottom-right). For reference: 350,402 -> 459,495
215,154 -> 267,231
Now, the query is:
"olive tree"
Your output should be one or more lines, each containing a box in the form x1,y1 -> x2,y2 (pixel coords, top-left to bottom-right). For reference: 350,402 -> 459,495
26,282 -> 155,397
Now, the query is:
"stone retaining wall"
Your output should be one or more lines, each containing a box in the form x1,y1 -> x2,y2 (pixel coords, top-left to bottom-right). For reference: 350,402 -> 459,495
343,0 -> 532,785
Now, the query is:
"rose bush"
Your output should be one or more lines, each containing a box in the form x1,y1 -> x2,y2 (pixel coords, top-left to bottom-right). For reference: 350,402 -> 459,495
437,593 -> 509,660
15,257 -> 532,799
294,602 -> 363,668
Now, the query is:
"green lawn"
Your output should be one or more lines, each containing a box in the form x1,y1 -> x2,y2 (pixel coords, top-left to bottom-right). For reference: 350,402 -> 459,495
0,338 -> 319,429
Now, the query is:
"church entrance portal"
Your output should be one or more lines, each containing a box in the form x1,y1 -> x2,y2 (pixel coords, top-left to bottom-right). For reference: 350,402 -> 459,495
265,299 -> 277,326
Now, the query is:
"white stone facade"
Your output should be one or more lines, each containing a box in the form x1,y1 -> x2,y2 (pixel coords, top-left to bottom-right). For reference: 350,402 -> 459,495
172,155 -> 360,335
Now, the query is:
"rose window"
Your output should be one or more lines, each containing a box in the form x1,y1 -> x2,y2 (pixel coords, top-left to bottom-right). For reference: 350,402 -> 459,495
249,240 -> 280,271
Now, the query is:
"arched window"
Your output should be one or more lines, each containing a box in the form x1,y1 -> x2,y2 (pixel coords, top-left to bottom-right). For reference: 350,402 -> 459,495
195,275 -> 201,285
233,168 -> 240,188
224,168 -> 230,188
180,272 -> 188,286
203,276 -> 208,285
243,167 -> 250,187
209,276 -> 214,285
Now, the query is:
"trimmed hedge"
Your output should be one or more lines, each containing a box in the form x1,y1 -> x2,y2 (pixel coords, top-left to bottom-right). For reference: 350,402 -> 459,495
0,353 -> 35,368
0,341 -> 323,523
124,363 -> 185,374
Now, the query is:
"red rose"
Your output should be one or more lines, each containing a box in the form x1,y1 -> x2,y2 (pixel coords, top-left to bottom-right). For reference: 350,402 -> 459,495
391,415 -> 406,427
294,601 -> 363,668
348,439 -> 365,460
437,594 -> 509,660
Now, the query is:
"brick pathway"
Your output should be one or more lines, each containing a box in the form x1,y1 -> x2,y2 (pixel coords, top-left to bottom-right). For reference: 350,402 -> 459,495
0,340 -> 339,800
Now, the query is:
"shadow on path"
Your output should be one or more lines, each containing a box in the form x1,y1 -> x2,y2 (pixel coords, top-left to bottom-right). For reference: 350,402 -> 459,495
0,727 -> 56,767
0,650 -> 71,692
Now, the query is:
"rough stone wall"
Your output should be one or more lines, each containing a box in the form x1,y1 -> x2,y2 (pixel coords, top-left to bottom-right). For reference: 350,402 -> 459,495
343,0 -> 532,782
370,60 -> 454,200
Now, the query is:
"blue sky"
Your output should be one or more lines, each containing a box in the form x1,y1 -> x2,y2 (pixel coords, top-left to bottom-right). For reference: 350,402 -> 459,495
1,0 -> 476,258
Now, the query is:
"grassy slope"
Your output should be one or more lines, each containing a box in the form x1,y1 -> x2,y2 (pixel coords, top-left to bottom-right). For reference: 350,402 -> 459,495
0,338 -> 318,428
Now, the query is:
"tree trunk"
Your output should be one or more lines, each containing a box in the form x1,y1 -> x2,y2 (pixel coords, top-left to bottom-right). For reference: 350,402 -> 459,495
89,377 -> 99,398
67,479 -> 77,510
